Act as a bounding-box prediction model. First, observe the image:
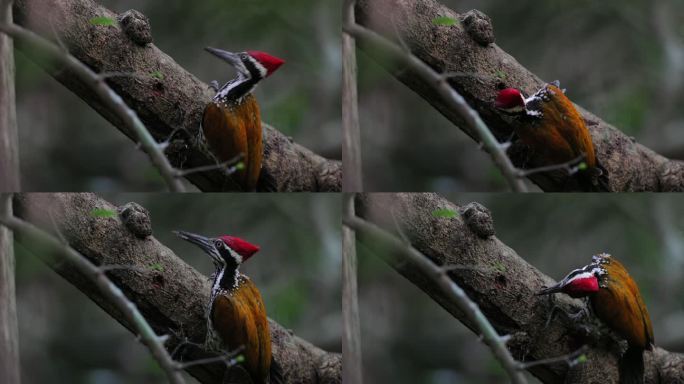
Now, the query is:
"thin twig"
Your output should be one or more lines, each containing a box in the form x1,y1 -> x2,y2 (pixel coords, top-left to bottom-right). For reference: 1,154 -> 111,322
174,346 -> 245,370
516,154 -> 586,178
0,213 -> 186,384
342,18 -> 527,192
47,16 -> 67,52
47,210 -> 67,244
173,154 -> 244,178
0,23 -> 185,192
389,208 -> 410,244
518,346 -> 588,370
342,212 -> 527,384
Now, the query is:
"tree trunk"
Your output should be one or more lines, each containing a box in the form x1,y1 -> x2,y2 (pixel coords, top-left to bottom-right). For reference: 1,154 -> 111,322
0,0 -> 19,191
0,194 -> 20,384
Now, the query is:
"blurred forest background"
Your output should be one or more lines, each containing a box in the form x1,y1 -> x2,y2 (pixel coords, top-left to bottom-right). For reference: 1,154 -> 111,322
15,0 -> 341,191
14,193 -> 341,383
358,193 -> 684,383
358,0 -> 684,191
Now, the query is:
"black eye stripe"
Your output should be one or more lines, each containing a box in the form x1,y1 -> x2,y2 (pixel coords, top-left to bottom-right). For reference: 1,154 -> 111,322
565,267 -> 587,279
242,55 -> 262,79
563,262 -> 605,282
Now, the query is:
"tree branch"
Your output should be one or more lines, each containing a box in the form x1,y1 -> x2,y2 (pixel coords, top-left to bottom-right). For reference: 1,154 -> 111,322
344,2 -> 527,192
12,193 -> 341,384
13,0 -> 341,192
0,195 -> 186,384
342,193 -> 363,384
343,207 -> 527,383
0,194 -> 20,384
0,21 -> 185,192
0,0 -> 18,191
354,193 -> 684,383
342,0 -> 363,192
355,0 -> 684,192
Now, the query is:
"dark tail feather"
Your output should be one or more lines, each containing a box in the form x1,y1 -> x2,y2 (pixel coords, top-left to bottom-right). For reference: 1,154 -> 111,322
619,346 -> 644,384
269,358 -> 284,384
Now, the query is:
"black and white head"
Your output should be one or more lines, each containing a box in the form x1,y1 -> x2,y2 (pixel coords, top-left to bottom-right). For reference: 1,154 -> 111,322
537,254 -> 608,298
494,82 -> 565,119
174,230 -> 260,291
205,47 -> 284,103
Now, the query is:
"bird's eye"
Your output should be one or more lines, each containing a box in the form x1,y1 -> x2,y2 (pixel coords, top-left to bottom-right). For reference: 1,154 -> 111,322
214,240 -> 223,249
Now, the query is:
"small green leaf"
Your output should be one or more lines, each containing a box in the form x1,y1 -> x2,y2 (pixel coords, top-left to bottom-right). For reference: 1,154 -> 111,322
432,208 -> 459,218
89,16 -> 117,27
90,208 -> 117,218
495,70 -> 507,79
149,263 -> 164,272
432,16 -> 459,26
577,162 -> 588,170
577,354 -> 587,363
235,161 -> 245,170
493,262 -> 506,272
235,355 -> 245,363
150,70 -> 164,80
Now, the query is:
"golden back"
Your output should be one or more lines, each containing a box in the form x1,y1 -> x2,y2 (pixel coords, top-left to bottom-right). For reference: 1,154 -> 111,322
516,84 -> 596,169
202,94 -> 263,191
592,258 -> 654,349
211,276 -> 271,383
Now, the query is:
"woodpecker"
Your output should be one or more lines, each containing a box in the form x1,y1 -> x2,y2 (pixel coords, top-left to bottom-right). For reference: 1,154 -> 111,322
495,82 -> 606,191
538,253 -> 653,384
201,48 -> 284,191
174,230 -> 272,384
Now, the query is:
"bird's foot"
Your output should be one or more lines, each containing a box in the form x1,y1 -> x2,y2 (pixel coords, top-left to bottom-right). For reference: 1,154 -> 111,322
566,306 -> 590,322
208,80 -> 220,92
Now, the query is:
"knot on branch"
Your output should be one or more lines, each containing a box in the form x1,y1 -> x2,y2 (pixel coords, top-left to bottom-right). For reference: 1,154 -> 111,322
118,202 -> 152,238
317,354 -> 343,384
118,10 -> 153,46
463,10 -> 495,46
462,202 -> 495,238
659,161 -> 684,192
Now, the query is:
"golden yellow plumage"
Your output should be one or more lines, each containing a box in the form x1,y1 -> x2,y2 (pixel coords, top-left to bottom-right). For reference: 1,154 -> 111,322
211,275 -> 271,383
592,257 -> 654,350
202,94 -> 262,191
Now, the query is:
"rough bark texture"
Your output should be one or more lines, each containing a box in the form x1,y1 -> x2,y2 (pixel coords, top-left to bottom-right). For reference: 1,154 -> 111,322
13,193 -> 341,384
0,195 -> 20,384
355,193 -> 684,384
0,0 -> 18,192
12,0 -> 341,192
355,0 -> 684,192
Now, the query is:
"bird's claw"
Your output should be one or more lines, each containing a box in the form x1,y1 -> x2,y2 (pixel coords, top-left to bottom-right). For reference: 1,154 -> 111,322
208,80 -> 220,92
567,306 -> 589,322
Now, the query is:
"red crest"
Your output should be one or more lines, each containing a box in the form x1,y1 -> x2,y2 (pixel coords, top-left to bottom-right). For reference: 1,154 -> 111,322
220,235 -> 260,260
247,51 -> 285,76
495,88 -> 525,110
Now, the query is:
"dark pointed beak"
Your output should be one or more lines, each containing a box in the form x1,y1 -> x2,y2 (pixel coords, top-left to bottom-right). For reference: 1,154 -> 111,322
537,283 -> 564,296
205,47 -> 241,67
173,230 -> 220,263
